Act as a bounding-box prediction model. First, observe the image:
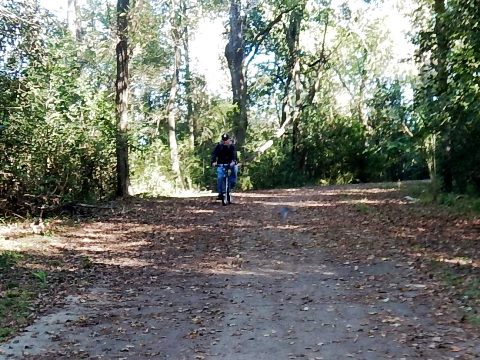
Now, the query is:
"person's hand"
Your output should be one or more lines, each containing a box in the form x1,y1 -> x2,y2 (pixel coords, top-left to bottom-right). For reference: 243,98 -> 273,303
229,161 -> 235,167
212,162 -> 217,167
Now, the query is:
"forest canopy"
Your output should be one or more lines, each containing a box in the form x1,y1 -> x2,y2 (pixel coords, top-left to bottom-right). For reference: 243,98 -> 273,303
1,0 -> 479,213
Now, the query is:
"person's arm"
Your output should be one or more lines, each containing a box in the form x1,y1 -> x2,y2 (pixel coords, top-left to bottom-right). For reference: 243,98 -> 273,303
231,145 -> 238,164
211,144 -> 219,166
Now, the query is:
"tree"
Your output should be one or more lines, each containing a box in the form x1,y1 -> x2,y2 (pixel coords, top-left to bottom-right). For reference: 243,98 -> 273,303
116,0 -> 130,197
67,0 -> 82,40
182,0 -> 195,150
432,0 -> 452,191
166,0 -> 184,189
414,0 -> 480,192
225,0 -> 247,149
254,2 -> 329,159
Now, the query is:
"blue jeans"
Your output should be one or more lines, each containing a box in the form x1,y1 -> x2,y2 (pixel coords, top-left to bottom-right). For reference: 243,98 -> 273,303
217,164 -> 238,194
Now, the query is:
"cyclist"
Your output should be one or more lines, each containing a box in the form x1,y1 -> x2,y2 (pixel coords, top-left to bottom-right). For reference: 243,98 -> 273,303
211,133 -> 238,200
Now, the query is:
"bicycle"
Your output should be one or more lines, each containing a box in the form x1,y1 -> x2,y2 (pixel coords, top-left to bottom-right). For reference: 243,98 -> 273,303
216,164 -> 233,206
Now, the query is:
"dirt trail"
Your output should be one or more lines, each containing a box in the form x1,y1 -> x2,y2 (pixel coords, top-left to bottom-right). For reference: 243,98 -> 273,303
1,184 -> 479,359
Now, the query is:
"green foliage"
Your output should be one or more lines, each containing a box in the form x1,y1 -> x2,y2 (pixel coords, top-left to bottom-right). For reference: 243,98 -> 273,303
436,265 -> 480,326
354,203 -> 371,214
32,270 -> 47,285
405,179 -> 480,215
366,79 -> 428,181
80,256 -> 93,269
415,0 -> 480,193
1,0 -> 478,202
0,2 -> 117,211
0,289 -> 33,340
301,113 -> 367,184
244,113 -> 366,188
244,139 -> 307,189
0,327 -> 13,340
130,94 -> 235,194
245,97 -> 422,190
0,251 -> 23,270
130,139 -> 176,195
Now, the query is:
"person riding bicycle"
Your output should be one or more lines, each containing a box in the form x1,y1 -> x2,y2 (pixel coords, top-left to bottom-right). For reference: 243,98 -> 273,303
211,133 -> 238,200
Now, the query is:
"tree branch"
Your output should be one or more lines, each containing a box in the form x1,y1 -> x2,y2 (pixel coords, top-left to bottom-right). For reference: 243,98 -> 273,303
245,6 -> 298,69
253,10 -> 331,159
401,123 -> 414,137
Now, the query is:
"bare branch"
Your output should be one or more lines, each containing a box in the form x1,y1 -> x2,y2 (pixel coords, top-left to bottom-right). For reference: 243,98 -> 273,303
402,123 -> 414,137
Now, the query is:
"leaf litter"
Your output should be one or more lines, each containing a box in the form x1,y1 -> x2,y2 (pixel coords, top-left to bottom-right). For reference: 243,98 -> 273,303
0,183 -> 479,358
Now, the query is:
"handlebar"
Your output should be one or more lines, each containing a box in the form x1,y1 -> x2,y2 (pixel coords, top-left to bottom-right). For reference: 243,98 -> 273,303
212,163 -> 240,168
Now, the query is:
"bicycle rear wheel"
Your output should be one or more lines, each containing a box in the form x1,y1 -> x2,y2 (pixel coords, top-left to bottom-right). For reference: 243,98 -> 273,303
222,175 -> 229,206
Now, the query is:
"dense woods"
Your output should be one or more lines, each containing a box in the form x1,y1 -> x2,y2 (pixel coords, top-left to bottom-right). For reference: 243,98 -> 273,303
1,0 -> 479,212
1,1 -> 480,351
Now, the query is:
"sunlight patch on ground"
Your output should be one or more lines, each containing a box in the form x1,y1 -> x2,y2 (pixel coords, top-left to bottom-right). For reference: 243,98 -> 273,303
188,209 -> 215,214
238,193 -> 297,199
172,190 -> 216,198
322,271 -> 336,276
324,188 -> 398,195
120,240 -> 151,248
164,226 -> 212,235
63,240 -> 149,254
204,267 -> 297,276
233,218 -> 260,227
70,245 -> 109,253
65,232 -> 116,243
435,255 -> 479,268
336,199 -> 390,205
269,224 -> 302,230
77,237 -> 97,243
94,257 -> 153,268
0,234 -> 64,253
412,250 -> 479,268
250,200 -> 332,207
0,224 -> 23,236
249,197 -> 401,207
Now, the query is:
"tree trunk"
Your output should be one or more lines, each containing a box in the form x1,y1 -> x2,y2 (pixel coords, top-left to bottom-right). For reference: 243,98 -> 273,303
357,48 -> 368,128
282,5 -> 303,159
167,0 -> 184,190
115,0 -> 130,197
433,0 -> 452,192
182,0 -> 194,150
67,0 -> 82,40
225,0 -> 247,149
291,57 -> 302,159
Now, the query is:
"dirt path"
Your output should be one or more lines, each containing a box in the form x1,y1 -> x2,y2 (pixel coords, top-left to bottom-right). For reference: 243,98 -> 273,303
1,184 -> 479,359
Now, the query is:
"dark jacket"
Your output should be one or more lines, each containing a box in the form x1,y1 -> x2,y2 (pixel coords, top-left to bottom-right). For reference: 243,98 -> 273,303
211,143 -> 237,165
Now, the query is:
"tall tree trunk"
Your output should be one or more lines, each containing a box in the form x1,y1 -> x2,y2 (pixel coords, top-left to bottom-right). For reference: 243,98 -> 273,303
67,0 -> 82,40
291,56 -> 302,158
182,0 -> 194,150
357,48 -> 368,128
115,0 -> 130,197
433,0 -> 452,191
281,5 -> 303,159
280,5 -> 303,127
225,0 -> 247,149
167,0 -> 184,190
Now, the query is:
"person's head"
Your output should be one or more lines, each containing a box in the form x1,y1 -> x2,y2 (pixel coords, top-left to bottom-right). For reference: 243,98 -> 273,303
221,133 -> 231,145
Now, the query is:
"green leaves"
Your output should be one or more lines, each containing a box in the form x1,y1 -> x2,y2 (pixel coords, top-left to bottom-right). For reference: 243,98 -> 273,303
415,0 -> 480,192
0,3 -> 117,210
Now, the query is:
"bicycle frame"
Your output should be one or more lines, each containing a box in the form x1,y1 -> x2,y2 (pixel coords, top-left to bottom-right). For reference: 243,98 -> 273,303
216,164 -> 232,205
